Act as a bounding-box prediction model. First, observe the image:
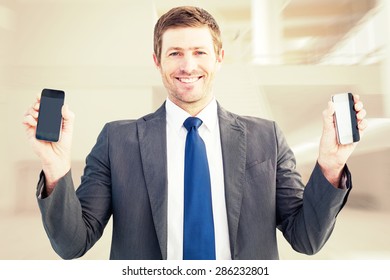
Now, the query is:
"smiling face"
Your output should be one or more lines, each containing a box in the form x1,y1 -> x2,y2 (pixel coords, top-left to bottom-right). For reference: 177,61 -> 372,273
153,27 -> 224,115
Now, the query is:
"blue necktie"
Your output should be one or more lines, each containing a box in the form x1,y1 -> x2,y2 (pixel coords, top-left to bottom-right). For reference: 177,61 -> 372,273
183,117 -> 216,260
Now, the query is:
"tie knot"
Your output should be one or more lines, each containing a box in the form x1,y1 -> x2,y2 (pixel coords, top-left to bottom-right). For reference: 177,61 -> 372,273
184,117 -> 202,131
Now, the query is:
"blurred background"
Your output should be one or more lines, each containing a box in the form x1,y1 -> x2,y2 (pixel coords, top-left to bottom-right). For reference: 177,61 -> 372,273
0,0 -> 389,260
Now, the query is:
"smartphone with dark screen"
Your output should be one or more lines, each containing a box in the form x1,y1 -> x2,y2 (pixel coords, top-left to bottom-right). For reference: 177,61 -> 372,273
36,88 -> 65,142
332,92 -> 360,145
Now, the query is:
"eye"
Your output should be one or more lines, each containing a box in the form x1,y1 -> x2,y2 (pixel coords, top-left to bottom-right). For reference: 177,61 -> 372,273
195,51 -> 207,55
169,52 -> 180,57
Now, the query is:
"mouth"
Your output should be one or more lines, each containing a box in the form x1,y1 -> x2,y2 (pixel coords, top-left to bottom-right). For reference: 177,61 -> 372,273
175,76 -> 203,84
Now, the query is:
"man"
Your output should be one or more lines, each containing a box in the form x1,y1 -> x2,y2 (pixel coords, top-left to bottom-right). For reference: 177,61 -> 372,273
23,6 -> 367,260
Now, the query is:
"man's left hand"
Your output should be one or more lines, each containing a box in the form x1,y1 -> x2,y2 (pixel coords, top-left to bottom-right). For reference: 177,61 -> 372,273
317,94 -> 368,188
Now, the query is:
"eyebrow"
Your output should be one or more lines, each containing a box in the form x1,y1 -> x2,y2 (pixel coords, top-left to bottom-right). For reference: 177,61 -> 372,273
165,47 -> 208,53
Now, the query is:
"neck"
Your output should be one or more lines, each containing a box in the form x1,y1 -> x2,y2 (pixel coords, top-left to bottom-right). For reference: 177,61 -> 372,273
169,96 -> 214,116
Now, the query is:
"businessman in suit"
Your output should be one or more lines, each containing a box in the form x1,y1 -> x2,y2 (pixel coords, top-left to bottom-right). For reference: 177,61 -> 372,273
23,6 -> 367,260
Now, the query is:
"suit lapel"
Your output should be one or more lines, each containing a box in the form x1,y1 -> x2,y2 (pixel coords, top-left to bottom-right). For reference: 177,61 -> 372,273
137,103 -> 168,259
218,104 -> 247,259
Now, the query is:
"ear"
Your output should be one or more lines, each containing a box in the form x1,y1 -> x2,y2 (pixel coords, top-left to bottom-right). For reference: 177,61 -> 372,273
216,49 -> 225,63
153,53 -> 160,68
216,49 -> 224,71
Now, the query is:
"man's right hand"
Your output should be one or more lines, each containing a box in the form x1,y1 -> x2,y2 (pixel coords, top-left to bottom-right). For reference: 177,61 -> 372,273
23,95 -> 75,195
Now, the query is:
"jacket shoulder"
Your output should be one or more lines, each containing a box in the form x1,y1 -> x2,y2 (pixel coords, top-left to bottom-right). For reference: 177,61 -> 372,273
237,115 -> 275,129
222,108 -> 276,132
104,102 -> 166,130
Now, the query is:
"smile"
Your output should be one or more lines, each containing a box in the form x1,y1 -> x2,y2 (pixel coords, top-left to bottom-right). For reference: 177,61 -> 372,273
176,76 -> 202,83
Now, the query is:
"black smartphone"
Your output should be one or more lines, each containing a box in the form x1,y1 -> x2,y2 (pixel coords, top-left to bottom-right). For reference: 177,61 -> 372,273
36,88 -> 65,142
332,92 -> 360,145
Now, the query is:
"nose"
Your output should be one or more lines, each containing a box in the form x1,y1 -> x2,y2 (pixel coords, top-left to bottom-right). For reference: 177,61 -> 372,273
180,53 -> 197,74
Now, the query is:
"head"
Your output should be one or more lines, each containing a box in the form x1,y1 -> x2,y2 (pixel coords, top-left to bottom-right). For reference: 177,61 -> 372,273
153,6 -> 223,64
153,6 -> 224,115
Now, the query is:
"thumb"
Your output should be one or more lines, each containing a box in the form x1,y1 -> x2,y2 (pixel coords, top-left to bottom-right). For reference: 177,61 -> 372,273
61,104 -> 75,133
62,104 -> 71,119
323,101 -> 335,129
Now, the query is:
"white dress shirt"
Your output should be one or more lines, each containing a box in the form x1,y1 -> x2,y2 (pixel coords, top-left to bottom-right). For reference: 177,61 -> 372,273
166,98 -> 231,260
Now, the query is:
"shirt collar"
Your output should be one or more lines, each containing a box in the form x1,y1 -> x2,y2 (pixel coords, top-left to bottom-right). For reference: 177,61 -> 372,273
165,98 -> 218,133
196,98 -> 218,132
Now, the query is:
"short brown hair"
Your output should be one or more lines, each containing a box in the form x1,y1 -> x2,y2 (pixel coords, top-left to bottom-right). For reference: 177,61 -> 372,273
153,6 -> 222,63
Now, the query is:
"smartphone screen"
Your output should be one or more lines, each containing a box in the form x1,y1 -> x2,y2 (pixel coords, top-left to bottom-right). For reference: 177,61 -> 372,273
332,92 -> 360,145
36,88 -> 65,142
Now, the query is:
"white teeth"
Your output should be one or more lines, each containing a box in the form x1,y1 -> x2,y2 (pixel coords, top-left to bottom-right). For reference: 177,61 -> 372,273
178,77 -> 200,83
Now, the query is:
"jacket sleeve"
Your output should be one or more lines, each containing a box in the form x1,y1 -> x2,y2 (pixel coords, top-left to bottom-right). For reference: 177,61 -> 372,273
36,124 -> 112,259
274,123 -> 352,255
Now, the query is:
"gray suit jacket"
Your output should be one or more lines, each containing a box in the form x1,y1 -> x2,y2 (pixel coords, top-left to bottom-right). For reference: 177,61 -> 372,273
37,103 -> 351,259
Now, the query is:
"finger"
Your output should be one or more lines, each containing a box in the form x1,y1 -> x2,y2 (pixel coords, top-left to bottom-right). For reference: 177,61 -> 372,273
358,119 -> 368,136
356,108 -> 366,120
24,106 -> 36,118
34,93 -> 41,106
353,94 -> 360,103
26,106 -> 39,119
358,118 -> 368,129
33,101 -> 40,111
354,101 -> 364,112
26,98 -> 40,114
22,114 -> 38,127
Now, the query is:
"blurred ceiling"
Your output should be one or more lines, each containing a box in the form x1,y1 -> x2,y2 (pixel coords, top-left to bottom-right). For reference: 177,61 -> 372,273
1,0 -> 382,66
155,0 -> 380,64
282,0 -> 379,63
